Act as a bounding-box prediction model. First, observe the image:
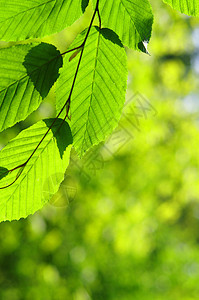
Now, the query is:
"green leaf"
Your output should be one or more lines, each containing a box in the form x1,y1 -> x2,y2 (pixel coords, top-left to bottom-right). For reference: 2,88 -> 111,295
0,0 -> 84,41
162,0 -> 199,17
0,43 -> 63,132
56,27 -> 128,157
93,0 -> 153,50
23,43 -> 63,98
0,118 -> 72,222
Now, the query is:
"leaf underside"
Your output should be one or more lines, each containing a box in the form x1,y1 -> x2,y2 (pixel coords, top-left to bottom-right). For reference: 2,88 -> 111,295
163,0 -> 199,17
0,0 -> 84,41
0,119 -> 72,222
56,26 -> 128,157
93,0 -> 154,50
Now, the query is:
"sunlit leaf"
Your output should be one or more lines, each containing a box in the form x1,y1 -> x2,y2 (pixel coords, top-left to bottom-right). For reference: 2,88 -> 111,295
56,27 -> 128,157
93,0 -> 154,51
0,119 -> 72,222
0,0 -> 84,41
0,43 -> 62,132
163,0 -> 199,17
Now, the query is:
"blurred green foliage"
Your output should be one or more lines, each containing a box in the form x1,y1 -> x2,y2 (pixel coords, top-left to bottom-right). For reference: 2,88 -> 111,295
1,1 -> 199,299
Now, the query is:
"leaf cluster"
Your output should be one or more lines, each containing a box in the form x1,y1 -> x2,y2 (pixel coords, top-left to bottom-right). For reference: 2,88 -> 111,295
0,0 -> 198,222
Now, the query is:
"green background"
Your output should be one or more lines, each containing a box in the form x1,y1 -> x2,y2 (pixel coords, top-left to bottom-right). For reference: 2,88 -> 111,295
0,1 -> 199,299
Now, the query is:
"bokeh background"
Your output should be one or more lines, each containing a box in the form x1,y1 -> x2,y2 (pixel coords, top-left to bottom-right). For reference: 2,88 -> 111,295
1,1 -> 199,299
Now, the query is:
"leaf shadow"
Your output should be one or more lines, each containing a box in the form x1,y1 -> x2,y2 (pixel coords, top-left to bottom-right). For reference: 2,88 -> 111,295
82,0 -> 89,12
0,167 -> 9,181
44,118 -> 73,159
23,43 -> 63,99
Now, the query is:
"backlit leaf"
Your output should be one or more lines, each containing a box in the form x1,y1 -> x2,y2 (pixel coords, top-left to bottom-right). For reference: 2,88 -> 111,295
0,118 -> 72,222
56,27 -> 128,157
